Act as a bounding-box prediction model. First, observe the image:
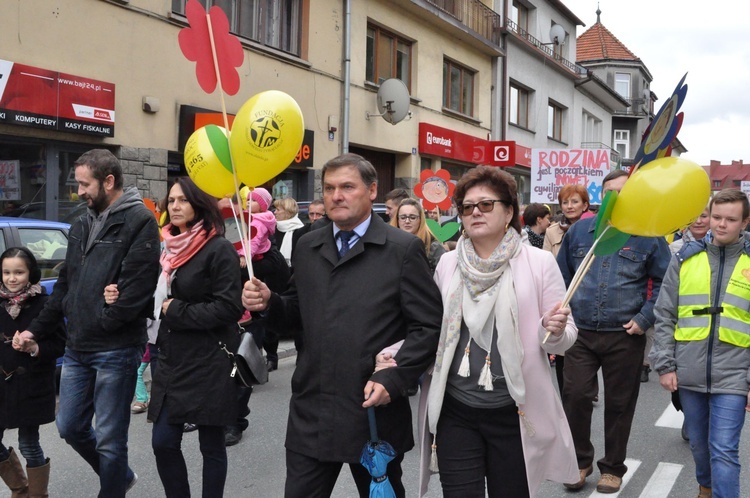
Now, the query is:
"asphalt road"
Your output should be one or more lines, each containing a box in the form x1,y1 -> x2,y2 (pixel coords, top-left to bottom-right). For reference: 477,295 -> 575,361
5,348 -> 750,497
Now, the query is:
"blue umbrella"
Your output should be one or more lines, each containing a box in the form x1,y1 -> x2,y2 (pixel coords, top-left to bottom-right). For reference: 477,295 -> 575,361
360,407 -> 397,498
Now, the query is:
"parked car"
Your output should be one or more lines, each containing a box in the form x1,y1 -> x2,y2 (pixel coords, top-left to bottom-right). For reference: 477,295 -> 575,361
5,201 -> 87,224
296,201 -> 388,224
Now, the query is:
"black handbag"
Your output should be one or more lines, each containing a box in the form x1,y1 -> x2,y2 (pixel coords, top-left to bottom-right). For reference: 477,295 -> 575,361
219,327 -> 268,387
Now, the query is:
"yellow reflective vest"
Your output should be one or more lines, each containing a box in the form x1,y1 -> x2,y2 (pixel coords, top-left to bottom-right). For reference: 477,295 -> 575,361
676,252 -> 750,348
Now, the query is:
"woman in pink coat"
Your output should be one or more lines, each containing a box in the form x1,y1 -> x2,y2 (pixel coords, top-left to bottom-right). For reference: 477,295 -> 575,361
382,166 -> 578,497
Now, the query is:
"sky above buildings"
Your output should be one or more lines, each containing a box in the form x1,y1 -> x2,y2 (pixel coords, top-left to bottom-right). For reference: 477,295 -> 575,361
563,0 -> 747,165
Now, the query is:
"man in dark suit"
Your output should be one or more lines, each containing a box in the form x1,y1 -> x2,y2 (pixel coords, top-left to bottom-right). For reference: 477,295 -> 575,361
243,153 -> 443,498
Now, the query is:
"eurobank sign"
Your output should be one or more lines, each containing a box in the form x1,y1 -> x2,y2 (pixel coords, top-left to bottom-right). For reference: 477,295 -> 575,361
418,123 -> 516,167
0,58 -> 115,137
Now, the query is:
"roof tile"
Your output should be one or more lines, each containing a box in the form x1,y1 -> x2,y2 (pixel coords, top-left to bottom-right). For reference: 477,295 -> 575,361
577,23 -> 640,62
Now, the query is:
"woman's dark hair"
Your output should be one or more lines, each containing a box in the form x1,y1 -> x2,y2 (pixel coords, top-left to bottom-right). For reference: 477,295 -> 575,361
164,177 -> 225,237
0,247 -> 41,285
523,203 -> 551,227
453,166 -> 522,233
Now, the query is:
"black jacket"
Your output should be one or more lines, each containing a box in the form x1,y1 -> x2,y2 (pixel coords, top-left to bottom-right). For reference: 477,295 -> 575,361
28,187 -> 161,351
269,213 -> 443,462
0,292 -> 66,428
148,236 -> 244,426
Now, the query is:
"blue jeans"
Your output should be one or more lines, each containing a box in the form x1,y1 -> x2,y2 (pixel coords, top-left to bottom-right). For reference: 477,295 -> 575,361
152,401 -> 228,498
0,426 -> 45,468
679,388 -> 746,498
56,346 -> 142,498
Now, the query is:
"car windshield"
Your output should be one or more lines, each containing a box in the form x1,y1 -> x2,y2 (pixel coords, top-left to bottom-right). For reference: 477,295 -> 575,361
17,227 -> 68,281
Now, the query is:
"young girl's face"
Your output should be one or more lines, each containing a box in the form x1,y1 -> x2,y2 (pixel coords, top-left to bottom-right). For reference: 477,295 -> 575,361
2,257 -> 30,293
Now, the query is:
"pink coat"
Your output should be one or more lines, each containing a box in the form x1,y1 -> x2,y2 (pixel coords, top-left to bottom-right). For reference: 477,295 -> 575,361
238,211 -> 276,258
417,245 -> 579,497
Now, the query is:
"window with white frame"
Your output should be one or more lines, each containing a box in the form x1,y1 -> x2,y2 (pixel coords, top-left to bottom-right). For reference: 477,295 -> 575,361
614,129 -> 630,159
548,101 -> 564,141
366,24 -> 412,90
509,83 -> 530,128
615,72 -> 630,99
172,0 -> 303,56
443,59 -> 475,116
582,111 -> 602,143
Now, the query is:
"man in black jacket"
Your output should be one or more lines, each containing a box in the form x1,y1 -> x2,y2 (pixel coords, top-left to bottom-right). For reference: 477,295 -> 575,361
243,153 -> 443,498
18,149 -> 160,497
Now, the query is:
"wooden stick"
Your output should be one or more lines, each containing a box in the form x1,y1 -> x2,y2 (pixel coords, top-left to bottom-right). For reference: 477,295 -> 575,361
206,13 -> 253,280
561,253 -> 596,309
542,226 -> 610,344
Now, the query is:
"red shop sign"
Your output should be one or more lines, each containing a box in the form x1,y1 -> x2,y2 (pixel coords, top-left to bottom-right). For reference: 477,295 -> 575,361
419,123 -> 517,167
0,58 -> 115,137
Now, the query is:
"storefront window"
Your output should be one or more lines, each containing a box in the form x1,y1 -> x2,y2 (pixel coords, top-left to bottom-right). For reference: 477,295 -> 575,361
512,172 -> 529,205
441,161 -> 471,183
0,139 -> 90,222
0,141 -> 47,218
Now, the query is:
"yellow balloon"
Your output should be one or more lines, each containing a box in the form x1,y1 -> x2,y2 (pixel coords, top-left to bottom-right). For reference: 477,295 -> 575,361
610,157 -> 710,237
229,90 -> 305,187
185,125 -> 236,198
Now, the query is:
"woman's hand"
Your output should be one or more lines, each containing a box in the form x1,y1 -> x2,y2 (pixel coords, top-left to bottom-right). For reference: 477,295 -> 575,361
239,256 -> 247,269
103,284 -> 119,305
161,298 -> 173,315
374,352 -> 398,372
542,302 -> 570,337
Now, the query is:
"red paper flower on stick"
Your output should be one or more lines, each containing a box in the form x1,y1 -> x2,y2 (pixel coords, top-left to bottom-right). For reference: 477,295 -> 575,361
414,169 -> 454,210
178,0 -> 244,95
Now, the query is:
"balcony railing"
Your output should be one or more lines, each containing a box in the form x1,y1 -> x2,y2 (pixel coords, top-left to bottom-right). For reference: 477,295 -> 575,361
581,142 -> 622,168
613,98 -> 649,116
424,0 -> 502,46
506,19 -> 588,76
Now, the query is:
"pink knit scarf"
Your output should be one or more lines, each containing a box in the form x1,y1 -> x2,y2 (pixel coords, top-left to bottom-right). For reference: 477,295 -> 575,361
160,222 -> 216,285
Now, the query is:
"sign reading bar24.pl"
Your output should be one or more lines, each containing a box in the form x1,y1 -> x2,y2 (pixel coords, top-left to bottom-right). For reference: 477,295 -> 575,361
0,59 -> 115,137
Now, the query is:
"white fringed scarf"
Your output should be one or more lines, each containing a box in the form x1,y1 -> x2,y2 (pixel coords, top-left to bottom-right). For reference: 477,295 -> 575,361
427,229 -> 529,471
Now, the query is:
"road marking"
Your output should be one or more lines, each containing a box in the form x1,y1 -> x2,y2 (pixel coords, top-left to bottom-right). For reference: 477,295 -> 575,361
655,403 -> 685,429
638,462 -> 683,498
589,458 -> 640,497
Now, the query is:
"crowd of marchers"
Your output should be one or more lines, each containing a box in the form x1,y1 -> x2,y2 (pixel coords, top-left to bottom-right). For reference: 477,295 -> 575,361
0,148 -> 747,498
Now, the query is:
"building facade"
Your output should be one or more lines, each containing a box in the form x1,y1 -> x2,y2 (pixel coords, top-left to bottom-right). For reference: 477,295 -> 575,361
1,0 -> 633,221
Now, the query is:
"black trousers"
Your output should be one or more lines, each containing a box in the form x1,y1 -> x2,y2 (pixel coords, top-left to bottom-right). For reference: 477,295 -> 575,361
284,448 -> 405,498
562,329 -> 645,477
435,394 -> 529,498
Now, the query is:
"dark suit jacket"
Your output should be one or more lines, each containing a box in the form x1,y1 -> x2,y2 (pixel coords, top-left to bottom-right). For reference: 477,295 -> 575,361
269,213 -> 443,462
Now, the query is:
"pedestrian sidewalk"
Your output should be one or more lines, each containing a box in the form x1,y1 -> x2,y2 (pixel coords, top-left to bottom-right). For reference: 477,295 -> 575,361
277,339 -> 297,360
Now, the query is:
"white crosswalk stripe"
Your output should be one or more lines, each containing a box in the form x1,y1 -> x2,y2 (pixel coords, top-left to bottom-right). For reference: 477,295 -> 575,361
638,462 -> 684,498
588,458 -> 641,497
655,403 -> 685,429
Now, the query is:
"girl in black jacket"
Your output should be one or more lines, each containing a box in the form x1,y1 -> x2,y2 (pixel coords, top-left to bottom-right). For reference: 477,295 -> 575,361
1,247 -> 66,497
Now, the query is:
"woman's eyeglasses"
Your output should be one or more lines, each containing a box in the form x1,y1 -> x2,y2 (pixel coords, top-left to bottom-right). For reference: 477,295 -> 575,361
398,214 -> 419,222
459,200 -> 507,216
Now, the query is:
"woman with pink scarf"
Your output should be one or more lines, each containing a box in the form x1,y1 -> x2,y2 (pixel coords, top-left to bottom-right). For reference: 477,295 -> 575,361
135,177 -> 242,497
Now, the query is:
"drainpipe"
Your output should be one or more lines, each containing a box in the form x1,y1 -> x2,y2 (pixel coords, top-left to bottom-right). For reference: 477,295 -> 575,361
342,0 -> 352,153
500,1 -> 508,140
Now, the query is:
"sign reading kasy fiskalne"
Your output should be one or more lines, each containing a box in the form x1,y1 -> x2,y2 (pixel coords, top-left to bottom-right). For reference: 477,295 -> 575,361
0,59 -> 115,137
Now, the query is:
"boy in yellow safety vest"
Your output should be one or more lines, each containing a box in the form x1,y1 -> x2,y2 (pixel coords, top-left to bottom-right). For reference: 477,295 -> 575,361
651,188 -> 750,498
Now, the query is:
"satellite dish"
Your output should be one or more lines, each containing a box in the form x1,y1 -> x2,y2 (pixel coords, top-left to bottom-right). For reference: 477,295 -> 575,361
549,24 -> 566,45
367,78 -> 410,125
